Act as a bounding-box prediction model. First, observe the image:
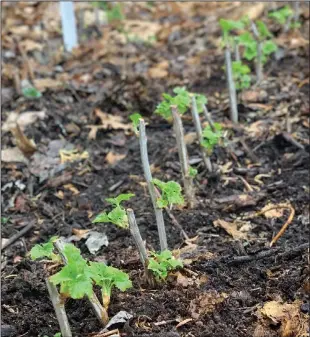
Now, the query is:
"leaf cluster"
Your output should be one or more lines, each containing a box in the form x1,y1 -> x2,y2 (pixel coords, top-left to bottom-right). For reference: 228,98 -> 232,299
129,112 -> 142,134
148,250 -> 183,280
30,236 -> 61,262
202,123 -> 223,153
268,5 -> 293,25
155,87 -> 207,120
32,241 -> 132,306
232,61 -> 251,90
92,193 -> 135,229
152,179 -> 184,209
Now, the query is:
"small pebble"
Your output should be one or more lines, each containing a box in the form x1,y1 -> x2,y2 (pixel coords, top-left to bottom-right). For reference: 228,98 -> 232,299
300,302 -> 309,314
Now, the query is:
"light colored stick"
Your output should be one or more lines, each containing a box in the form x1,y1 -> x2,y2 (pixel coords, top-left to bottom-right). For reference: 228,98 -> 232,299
127,208 -> 148,266
54,239 -> 108,325
59,1 -> 78,52
293,2 -> 300,26
203,105 -> 216,133
45,279 -> 72,337
138,119 -> 168,251
224,46 -> 238,123
191,96 -> 212,172
171,106 -> 195,207
251,21 -> 263,84
234,40 -> 240,62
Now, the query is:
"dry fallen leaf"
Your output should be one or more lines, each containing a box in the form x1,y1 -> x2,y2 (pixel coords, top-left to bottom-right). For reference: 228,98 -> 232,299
184,132 -> 197,145
20,39 -> 43,52
213,219 -> 249,240
63,184 -> 80,195
59,148 -> 89,164
148,60 -> 169,79
258,300 -> 308,337
176,272 -> 189,288
72,228 -> 91,239
33,78 -> 64,92
1,147 -> 28,164
175,318 -> 193,329
2,111 -> 46,132
105,152 -> 126,165
123,20 -> 161,42
259,202 -> 291,218
87,109 -> 131,139
190,291 -> 228,319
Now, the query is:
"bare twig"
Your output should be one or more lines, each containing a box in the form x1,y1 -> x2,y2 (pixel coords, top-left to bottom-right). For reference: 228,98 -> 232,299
224,46 -> 238,123
54,238 -> 108,325
234,39 -> 240,62
1,222 -> 34,250
239,138 -> 260,163
127,208 -> 148,266
171,106 -> 195,207
165,208 -> 190,241
293,2 -> 300,26
203,105 -> 216,132
45,279 -> 72,337
138,119 -> 168,251
191,96 -> 212,172
251,21 -> 263,84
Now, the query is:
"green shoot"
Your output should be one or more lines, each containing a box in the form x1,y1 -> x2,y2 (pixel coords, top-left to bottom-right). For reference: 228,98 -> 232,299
261,40 -> 278,63
30,236 -> 61,262
269,5 -> 293,25
147,250 -> 183,280
92,2 -> 124,22
1,217 -> 8,224
87,262 -> 132,309
202,123 -> 223,154
155,87 -> 206,119
189,166 -> 198,178
152,179 -> 184,209
92,193 -> 134,228
232,61 -> 251,90
129,112 -> 142,134
256,20 -> 273,39
22,87 -> 42,99
219,18 -> 244,43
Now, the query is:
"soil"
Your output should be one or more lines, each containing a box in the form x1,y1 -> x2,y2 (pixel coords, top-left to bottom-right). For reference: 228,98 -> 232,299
1,2 -> 309,337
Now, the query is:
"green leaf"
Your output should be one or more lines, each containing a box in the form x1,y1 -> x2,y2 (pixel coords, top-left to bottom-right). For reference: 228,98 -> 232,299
236,32 -> 257,60
152,179 -> 184,208
269,5 -> 293,25
49,244 -> 93,299
219,19 -> 244,42
22,87 -> 42,99
256,20 -> 272,39
54,333 -> 62,337
194,94 -> 207,113
108,206 -> 128,228
262,40 -> 277,56
30,236 -> 59,261
129,113 -> 142,134
1,217 -> 8,224
92,212 -> 110,223
189,166 -> 198,178
87,262 -> 132,293
232,61 -> 251,90
202,123 -> 223,152
148,250 -> 183,280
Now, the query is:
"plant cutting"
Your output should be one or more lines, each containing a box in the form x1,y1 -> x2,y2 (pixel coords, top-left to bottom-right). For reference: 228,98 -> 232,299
171,105 -> 195,207
92,193 -> 135,228
138,118 -> 168,251
30,239 -> 132,333
219,19 -> 244,123
191,95 -> 213,172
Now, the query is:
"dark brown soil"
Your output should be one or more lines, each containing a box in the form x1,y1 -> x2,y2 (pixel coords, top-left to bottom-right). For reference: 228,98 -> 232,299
1,2 -> 309,337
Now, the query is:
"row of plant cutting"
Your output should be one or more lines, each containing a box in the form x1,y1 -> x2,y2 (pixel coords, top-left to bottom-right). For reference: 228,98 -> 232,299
29,6 -> 301,336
